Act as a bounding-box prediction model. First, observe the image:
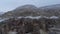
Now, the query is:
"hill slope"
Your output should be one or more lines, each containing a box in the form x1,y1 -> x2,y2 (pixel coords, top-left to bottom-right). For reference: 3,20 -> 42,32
1,4 -> 60,18
38,4 -> 60,16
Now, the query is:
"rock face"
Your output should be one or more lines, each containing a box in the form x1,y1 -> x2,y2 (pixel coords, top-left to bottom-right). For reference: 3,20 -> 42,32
0,17 -> 57,34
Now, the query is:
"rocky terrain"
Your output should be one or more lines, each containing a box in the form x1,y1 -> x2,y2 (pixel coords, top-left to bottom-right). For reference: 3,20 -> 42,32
1,4 -> 60,18
0,4 -> 60,34
0,17 -> 58,34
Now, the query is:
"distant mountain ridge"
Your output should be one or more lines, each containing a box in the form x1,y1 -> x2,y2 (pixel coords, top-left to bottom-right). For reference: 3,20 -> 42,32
40,4 -> 60,9
1,4 -> 60,18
